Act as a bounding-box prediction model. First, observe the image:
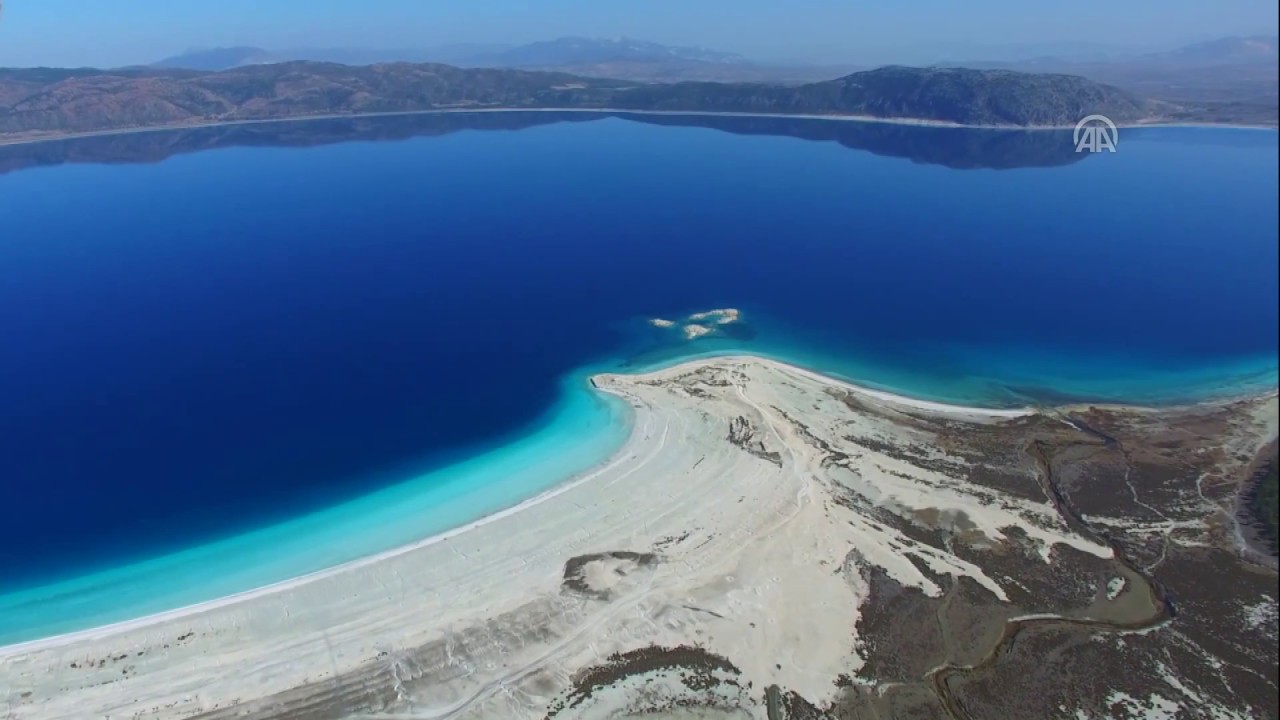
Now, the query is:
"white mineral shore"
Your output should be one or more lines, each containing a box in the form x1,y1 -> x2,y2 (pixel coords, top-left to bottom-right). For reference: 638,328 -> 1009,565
687,308 -> 742,325
682,322 -> 714,340
0,356 -> 1109,719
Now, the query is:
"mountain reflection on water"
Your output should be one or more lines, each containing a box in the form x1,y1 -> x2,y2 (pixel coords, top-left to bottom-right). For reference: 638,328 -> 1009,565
0,110 -> 1096,175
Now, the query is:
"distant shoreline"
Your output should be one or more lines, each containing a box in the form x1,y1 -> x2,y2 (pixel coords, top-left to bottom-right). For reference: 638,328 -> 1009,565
1,106 -> 1276,148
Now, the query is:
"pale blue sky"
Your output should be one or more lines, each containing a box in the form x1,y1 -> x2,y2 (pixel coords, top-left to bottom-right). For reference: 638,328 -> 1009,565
0,0 -> 1277,67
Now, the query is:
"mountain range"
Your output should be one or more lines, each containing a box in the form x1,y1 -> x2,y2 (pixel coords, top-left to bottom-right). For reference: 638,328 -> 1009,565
3,33 -> 1276,143
463,37 -> 748,67
153,37 -> 749,70
151,34 -> 1279,92
951,35 -> 1278,70
141,35 -> 1280,123
153,37 -> 854,84
0,63 -> 1165,142
954,35 -> 1279,111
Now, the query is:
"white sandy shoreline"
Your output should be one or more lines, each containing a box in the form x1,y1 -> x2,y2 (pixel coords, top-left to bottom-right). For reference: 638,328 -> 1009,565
1,353 -> 1271,661
1,354 -> 1272,720
638,354 -> 1037,419
0,356 -> 1029,658
0,411 -> 647,658
0,106 -> 1274,148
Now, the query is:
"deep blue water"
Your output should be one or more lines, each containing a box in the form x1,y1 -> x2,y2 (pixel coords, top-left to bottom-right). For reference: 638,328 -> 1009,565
0,114 -> 1276,642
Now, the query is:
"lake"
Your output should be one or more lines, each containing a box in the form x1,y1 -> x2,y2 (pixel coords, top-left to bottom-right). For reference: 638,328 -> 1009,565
0,112 -> 1275,644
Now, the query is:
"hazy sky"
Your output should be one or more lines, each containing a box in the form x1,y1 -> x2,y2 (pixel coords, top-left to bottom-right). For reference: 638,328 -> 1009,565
1,0 -> 1277,67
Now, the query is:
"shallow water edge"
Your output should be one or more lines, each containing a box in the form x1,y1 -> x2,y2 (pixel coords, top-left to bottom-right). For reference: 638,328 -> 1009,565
1,335 -> 1275,648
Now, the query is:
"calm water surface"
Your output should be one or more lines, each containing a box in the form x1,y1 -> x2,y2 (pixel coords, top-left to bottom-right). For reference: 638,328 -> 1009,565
0,113 -> 1275,643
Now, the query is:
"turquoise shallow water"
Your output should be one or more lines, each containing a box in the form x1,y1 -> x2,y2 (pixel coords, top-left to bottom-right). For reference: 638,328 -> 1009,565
0,370 -> 632,645
632,311 -> 1280,409
0,116 -> 1275,646
5,325 -> 1274,647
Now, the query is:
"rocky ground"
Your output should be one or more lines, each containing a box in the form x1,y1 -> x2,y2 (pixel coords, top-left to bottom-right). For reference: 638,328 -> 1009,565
542,371 -> 1279,720
831,394 -> 1279,720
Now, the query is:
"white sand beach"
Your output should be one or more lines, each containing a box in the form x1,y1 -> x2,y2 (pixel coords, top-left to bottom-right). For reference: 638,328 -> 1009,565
2,356 -> 1270,720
